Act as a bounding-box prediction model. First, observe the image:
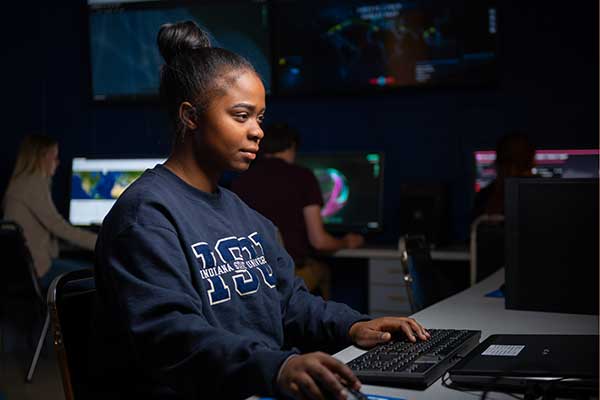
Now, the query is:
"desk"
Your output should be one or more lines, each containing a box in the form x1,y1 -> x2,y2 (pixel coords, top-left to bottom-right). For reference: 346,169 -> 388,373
333,246 -> 470,316
334,245 -> 470,262
334,269 -> 599,399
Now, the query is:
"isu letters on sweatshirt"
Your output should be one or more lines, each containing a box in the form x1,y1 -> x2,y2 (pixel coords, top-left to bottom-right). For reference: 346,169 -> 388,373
92,164 -> 370,399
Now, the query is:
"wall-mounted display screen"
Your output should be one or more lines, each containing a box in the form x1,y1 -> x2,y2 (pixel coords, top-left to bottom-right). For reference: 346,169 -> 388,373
88,0 -> 271,101
271,0 -> 498,94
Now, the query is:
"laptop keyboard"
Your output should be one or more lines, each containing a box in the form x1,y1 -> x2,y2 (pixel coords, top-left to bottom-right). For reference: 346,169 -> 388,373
347,329 -> 481,389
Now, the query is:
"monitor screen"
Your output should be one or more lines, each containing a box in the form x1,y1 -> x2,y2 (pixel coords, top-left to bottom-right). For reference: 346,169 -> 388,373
295,152 -> 384,232
88,0 -> 271,101
474,149 -> 600,192
69,157 -> 166,225
271,0 -> 497,94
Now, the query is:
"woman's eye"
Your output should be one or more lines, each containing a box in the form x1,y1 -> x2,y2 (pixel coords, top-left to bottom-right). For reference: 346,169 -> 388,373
257,115 -> 265,124
235,113 -> 249,121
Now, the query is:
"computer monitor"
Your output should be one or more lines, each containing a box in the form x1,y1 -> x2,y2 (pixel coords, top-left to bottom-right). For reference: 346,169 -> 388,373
87,0 -> 271,101
271,0 -> 498,94
474,149 -> 600,192
295,152 -> 384,233
504,177 -> 599,315
69,157 -> 165,226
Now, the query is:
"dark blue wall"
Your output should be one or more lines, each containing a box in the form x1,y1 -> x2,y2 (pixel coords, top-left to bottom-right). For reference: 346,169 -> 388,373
1,1 -> 597,244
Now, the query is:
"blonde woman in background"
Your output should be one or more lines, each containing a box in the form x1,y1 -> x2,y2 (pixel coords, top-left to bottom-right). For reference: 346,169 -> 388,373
2,134 -> 96,290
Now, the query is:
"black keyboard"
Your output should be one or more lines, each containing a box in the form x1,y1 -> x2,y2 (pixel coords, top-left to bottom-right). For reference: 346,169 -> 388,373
347,329 -> 481,389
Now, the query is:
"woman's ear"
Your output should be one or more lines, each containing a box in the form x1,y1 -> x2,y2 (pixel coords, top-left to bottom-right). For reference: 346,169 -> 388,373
179,101 -> 198,130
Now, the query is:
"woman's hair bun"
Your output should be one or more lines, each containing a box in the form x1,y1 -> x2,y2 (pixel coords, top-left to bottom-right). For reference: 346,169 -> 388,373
157,20 -> 211,65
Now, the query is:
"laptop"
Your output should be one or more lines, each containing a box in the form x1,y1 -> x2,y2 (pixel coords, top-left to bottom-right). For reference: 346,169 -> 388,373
449,334 -> 599,395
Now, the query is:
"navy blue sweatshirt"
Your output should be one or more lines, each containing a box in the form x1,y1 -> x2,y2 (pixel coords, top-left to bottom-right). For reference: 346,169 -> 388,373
92,165 -> 370,399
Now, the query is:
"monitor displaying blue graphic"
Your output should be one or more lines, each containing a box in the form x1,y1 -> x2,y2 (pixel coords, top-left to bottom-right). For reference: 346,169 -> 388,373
88,0 -> 271,100
296,152 -> 384,233
271,0 -> 497,94
69,157 -> 165,225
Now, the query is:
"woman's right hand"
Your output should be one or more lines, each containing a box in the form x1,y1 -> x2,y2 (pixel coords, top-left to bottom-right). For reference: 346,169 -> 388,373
277,352 -> 361,400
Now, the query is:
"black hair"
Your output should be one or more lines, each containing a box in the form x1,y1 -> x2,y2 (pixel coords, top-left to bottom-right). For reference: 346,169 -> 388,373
258,122 -> 301,155
157,21 -> 256,134
495,130 -> 535,172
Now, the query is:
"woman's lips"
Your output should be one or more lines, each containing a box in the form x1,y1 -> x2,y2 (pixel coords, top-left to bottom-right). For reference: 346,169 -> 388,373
240,150 -> 257,160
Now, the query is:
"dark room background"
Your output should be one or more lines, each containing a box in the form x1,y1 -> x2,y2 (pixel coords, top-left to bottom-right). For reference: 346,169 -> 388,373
0,0 -> 597,245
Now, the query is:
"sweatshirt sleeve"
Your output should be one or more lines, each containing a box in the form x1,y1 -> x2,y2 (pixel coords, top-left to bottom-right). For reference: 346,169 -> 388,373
96,222 -> 296,398
273,244 -> 371,353
27,179 -> 96,249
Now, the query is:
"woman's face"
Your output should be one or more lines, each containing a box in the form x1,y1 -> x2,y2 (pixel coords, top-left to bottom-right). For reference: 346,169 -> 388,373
43,144 -> 60,177
193,70 -> 266,173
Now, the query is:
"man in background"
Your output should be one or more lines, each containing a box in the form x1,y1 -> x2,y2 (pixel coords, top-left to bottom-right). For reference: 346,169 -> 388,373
231,123 -> 364,299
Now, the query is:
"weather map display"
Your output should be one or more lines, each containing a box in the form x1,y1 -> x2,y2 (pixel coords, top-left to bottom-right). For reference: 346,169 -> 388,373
69,158 -> 165,226
474,149 -> 600,192
271,0 -> 497,94
296,153 -> 384,233
87,0 -> 271,100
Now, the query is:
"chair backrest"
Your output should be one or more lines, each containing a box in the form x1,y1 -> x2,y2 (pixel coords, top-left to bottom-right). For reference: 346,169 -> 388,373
48,268 -> 96,400
469,214 -> 505,286
399,234 -> 442,313
0,220 -> 42,302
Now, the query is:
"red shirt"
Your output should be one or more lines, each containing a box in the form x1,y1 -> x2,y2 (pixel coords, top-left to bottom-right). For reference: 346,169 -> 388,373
231,157 -> 323,262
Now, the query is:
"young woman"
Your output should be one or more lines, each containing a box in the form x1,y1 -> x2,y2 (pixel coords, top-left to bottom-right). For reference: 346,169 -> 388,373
2,134 -> 96,289
92,21 -> 429,400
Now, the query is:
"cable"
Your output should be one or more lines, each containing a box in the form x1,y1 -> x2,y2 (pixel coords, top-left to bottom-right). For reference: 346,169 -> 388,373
481,376 -> 585,400
481,388 -> 525,400
441,371 -> 525,400
441,372 -> 487,398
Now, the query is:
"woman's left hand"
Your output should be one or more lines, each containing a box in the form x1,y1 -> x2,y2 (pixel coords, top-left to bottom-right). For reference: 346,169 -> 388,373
349,317 -> 430,348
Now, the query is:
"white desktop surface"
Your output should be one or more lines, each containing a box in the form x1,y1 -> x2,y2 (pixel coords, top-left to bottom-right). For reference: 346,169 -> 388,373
335,245 -> 470,262
333,269 -> 599,399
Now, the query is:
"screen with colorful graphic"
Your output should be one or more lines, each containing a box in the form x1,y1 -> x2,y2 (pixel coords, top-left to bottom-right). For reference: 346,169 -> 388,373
474,149 -> 600,192
88,0 -> 271,100
271,0 -> 497,94
69,157 -> 166,225
296,152 -> 384,232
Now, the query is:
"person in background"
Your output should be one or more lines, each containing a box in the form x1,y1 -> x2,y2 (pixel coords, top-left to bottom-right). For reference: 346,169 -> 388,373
91,21 -> 428,400
472,131 -> 535,220
2,134 -> 97,290
231,122 -> 364,299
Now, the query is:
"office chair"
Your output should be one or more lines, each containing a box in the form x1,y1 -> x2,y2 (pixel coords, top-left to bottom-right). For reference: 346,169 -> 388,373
47,268 -> 96,400
469,214 -> 504,286
0,220 -> 46,378
399,235 -> 443,313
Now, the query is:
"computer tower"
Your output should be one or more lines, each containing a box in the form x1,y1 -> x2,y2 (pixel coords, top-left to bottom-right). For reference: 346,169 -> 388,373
505,178 -> 599,315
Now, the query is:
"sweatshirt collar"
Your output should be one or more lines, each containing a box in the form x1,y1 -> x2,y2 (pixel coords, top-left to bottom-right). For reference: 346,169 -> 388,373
153,164 -> 223,207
